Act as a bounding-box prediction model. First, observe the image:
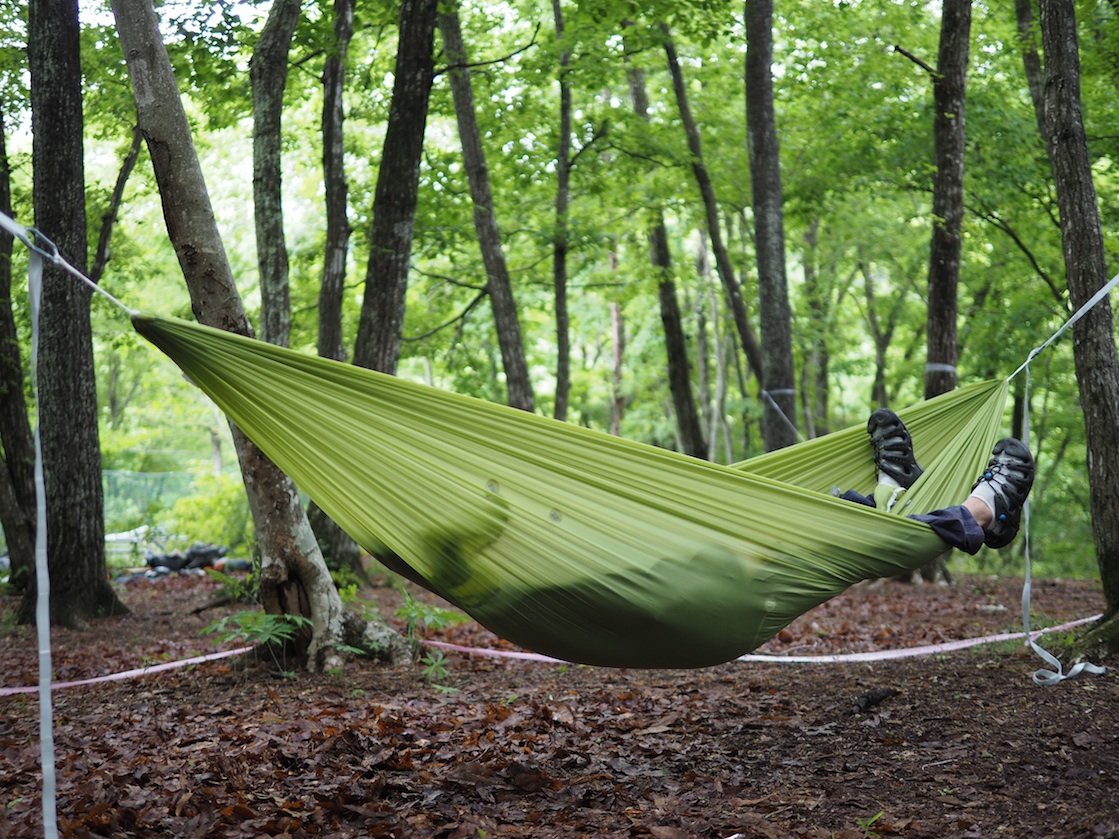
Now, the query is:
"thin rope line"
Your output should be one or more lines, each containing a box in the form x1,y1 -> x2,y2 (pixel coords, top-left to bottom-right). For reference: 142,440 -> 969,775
1009,271 -> 1119,381
0,210 -> 137,317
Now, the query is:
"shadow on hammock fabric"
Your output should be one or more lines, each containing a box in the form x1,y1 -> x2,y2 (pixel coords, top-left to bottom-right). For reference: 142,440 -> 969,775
132,312 -> 1011,669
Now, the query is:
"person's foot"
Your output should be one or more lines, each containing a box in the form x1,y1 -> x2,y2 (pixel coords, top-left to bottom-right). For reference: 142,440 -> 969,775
867,408 -> 924,488
970,438 -> 1035,548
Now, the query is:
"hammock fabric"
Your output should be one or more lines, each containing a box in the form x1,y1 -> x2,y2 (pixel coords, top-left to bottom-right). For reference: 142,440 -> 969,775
133,313 -> 1010,669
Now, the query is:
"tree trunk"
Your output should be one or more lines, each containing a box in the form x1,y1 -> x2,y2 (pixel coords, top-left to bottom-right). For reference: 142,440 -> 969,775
924,0 -> 971,401
610,302 -> 625,436
438,6 -> 534,413
1014,0 -> 1047,138
745,0 -> 797,451
249,0 -> 300,348
801,219 -> 829,438
21,0 -> 127,628
551,0 -> 572,422
628,66 -> 707,458
309,0 -> 364,583
352,0 -> 438,375
660,23 -> 764,388
318,0 -> 354,365
0,99 -> 36,594
113,0 -> 407,670
1039,0 -> 1119,636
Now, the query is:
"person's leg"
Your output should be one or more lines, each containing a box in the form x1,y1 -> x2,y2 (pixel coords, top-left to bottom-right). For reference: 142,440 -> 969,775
911,505 -> 985,554
912,439 -> 1035,552
851,410 -> 1036,552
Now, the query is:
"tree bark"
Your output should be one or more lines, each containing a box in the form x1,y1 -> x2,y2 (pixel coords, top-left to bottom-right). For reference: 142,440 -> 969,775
112,0 -> 408,670
628,66 -> 707,458
1014,0 -> 1047,138
352,0 -> 438,375
0,99 -> 36,593
21,0 -> 128,628
800,219 -> 829,438
924,0 -> 971,401
1039,0 -> 1119,634
745,0 -> 797,451
318,0 -> 354,365
438,6 -> 534,413
250,0 -> 300,348
551,0 -> 572,422
309,0 -> 364,583
660,23 -> 764,388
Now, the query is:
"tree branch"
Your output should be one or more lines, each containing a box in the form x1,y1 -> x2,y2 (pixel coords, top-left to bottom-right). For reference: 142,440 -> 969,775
90,126 -> 143,284
403,290 -> 487,341
893,44 -> 937,77
434,23 -> 539,78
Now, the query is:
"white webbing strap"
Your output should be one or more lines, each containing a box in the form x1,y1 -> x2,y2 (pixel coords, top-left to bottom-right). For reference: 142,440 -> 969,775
1010,274 -> 1118,685
2,210 -> 60,839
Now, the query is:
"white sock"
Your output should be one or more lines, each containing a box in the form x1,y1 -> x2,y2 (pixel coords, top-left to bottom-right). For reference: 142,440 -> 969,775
878,473 -> 901,489
968,481 -> 997,517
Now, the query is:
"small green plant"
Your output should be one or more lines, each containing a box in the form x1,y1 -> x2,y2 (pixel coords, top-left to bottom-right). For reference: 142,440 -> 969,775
205,567 -> 258,604
202,610 -> 312,672
856,810 -> 885,839
395,587 -> 469,638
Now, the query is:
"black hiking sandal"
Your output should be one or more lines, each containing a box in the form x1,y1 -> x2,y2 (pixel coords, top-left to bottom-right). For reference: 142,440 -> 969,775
867,408 -> 924,489
973,438 -> 1035,549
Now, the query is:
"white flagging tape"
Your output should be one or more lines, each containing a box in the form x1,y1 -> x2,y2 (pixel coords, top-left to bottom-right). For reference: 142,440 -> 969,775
423,615 -> 1101,666
0,647 -> 253,697
0,210 -> 134,839
1007,272 -> 1119,684
27,225 -> 58,839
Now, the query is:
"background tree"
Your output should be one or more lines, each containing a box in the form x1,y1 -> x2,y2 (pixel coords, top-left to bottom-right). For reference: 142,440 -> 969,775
249,0 -> 300,348
308,0 -> 363,583
437,4 -> 534,412
112,0 -> 407,669
745,0 -> 797,451
351,0 -> 439,375
20,0 -> 127,628
923,0 -> 971,401
0,98 -> 36,593
1038,0 -> 1119,655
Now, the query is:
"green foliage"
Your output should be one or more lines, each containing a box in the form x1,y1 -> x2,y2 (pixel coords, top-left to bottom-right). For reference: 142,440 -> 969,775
395,588 -> 470,638
202,610 -> 312,673
162,471 -> 253,553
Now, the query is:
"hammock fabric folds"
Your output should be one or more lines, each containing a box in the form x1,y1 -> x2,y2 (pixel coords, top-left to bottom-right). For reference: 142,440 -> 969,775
133,313 -> 1010,669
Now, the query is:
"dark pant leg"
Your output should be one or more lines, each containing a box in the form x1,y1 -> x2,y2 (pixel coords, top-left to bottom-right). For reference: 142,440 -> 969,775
910,505 -> 985,555
839,490 -> 985,554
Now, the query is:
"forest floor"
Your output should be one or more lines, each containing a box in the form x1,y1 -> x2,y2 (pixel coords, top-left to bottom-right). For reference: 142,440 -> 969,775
1,569 -> 1117,839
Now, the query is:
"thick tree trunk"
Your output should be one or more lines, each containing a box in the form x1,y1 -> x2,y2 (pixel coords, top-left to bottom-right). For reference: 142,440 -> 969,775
628,66 -> 707,458
438,6 -> 534,413
660,24 -> 764,388
352,0 -> 438,376
745,0 -> 797,452
924,0 -> 971,401
21,0 -> 127,628
0,101 -> 36,593
113,0 -> 408,670
309,0 -> 364,583
552,0 -> 572,422
1040,0 -> 1119,634
249,0 -> 301,347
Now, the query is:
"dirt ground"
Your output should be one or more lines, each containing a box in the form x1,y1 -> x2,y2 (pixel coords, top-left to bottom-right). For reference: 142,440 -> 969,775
1,570 -> 1117,839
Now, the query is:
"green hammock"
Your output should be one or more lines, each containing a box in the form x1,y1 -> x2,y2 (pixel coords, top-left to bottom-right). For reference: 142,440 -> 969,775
133,313 -> 1010,668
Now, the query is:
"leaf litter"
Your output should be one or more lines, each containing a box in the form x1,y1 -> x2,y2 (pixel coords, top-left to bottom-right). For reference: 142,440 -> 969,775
1,572 -> 1117,838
